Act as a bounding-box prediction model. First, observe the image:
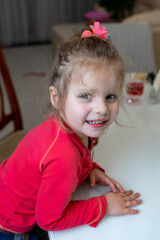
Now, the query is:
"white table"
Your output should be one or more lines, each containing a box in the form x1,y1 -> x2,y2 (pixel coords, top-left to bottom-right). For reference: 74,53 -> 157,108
49,83 -> 160,240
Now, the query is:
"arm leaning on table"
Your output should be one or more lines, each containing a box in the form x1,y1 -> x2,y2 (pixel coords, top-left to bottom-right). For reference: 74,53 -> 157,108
36,129 -> 107,231
36,158 -> 107,230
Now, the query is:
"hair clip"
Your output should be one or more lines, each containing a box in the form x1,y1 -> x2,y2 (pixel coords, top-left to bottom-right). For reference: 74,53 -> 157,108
81,22 -> 111,41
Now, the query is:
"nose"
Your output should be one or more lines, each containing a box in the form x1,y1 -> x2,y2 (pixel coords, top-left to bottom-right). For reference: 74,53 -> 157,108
93,98 -> 108,115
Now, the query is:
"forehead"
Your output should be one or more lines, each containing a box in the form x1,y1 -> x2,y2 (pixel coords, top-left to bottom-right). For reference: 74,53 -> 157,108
70,61 -> 121,91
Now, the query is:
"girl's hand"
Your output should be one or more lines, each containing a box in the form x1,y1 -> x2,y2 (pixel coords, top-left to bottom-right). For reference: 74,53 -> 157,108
89,168 -> 124,193
105,190 -> 142,216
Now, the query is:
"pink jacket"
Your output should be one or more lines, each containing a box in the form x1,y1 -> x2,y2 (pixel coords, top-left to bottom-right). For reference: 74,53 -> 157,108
0,117 -> 107,233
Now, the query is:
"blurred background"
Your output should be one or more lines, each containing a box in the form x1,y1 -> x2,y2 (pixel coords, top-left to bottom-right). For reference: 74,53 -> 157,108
0,0 -> 99,46
0,0 -> 151,47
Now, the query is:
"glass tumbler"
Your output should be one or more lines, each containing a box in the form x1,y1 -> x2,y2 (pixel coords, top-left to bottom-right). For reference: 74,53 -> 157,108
126,72 -> 146,104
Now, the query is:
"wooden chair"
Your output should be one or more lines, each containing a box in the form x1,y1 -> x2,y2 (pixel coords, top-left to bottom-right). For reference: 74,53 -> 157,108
0,44 -> 27,163
0,45 -> 50,240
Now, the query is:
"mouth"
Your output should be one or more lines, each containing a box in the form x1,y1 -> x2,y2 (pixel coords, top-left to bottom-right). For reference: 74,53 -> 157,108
85,119 -> 108,128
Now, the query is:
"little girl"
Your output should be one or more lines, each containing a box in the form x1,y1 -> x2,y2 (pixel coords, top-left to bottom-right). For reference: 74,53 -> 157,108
0,22 -> 142,239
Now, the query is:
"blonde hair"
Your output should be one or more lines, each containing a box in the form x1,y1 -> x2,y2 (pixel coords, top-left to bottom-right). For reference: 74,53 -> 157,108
49,30 -> 125,127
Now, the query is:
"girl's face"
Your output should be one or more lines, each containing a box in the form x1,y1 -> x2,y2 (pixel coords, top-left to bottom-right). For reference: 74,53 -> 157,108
61,63 -> 121,145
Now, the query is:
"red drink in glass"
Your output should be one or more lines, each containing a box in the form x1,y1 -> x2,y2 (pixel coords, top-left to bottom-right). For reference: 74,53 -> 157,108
127,82 -> 144,96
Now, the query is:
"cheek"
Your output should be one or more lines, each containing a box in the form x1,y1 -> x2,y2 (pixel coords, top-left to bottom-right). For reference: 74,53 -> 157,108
63,99 -> 89,120
111,102 -> 119,119
74,104 -> 90,120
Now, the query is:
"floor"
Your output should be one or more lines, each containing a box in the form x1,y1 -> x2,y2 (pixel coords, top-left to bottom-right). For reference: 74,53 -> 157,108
3,44 -> 53,131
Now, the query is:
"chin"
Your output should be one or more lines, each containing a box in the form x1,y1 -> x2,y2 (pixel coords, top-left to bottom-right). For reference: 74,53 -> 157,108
87,130 -> 106,138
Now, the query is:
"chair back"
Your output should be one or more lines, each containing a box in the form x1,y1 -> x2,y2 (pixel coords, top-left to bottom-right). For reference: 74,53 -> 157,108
0,44 -> 23,139
102,22 -> 156,73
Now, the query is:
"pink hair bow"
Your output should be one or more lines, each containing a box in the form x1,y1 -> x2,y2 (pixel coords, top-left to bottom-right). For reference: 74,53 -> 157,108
81,22 -> 111,41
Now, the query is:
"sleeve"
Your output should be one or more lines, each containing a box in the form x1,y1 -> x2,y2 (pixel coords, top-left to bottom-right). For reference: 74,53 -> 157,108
92,162 -> 105,172
36,156 -> 107,231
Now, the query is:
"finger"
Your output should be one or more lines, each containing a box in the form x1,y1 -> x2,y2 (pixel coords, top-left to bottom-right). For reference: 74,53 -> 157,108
123,208 -> 140,215
99,175 -> 117,192
120,190 -> 133,196
124,192 -> 140,201
125,199 -> 142,208
111,179 -> 125,193
89,172 -> 96,188
104,178 -> 117,192
116,183 -> 125,193
109,182 -> 117,193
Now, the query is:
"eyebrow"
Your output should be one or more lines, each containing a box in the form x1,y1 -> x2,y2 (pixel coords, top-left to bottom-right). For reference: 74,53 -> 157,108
107,88 -> 120,93
75,87 -> 96,94
72,82 -> 120,94
75,88 -> 120,96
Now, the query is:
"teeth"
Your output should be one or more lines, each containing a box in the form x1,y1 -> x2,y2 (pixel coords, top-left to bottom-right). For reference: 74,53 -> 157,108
88,120 -> 104,124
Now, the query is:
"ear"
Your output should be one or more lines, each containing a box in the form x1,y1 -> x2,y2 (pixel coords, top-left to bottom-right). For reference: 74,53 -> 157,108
49,86 -> 59,109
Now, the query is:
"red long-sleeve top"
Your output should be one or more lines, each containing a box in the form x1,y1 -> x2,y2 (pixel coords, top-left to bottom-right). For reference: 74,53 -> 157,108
0,116 -> 107,233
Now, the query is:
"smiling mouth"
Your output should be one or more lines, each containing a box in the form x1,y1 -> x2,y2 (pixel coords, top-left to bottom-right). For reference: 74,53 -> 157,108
86,120 -> 105,124
86,119 -> 107,127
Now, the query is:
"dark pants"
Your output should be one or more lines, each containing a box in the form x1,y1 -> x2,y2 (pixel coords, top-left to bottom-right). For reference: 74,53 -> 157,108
0,227 -> 48,240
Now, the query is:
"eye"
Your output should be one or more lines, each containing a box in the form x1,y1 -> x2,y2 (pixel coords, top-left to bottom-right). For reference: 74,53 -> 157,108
106,94 -> 118,101
79,93 -> 90,99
